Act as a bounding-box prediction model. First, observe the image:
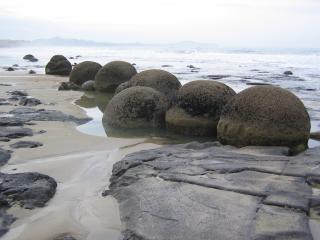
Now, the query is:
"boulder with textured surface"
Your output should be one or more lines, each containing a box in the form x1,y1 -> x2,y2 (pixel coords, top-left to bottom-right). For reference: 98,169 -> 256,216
104,86 -> 168,128
95,61 -> 137,92
45,55 -> 72,76
217,85 -> 310,153
166,80 -> 235,136
116,69 -> 181,102
69,61 -> 101,86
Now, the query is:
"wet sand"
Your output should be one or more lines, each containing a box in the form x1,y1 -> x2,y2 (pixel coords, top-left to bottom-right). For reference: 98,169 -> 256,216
0,72 -> 160,240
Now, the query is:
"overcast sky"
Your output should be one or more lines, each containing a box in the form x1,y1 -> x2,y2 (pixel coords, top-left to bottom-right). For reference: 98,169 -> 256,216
1,0 -> 320,48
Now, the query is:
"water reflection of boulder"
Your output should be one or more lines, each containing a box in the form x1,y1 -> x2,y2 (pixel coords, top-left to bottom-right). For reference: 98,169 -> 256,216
74,92 -> 97,109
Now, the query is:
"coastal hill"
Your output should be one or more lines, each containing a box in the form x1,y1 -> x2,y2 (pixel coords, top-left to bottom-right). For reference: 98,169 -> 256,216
0,37 -> 218,50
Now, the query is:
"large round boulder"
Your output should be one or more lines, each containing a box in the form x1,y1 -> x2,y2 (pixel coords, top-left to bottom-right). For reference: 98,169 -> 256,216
45,55 -> 72,76
95,61 -> 137,92
104,86 -> 168,128
69,61 -> 102,86
166,80 -> 236,136
217,85 -> 310,153
115,69 -> 181,102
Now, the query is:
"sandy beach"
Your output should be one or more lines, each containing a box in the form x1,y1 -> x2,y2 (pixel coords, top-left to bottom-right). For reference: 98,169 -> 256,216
0,72 -> 160,240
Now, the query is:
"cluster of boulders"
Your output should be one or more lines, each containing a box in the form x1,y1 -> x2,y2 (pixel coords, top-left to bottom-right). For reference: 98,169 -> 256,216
46,55 -> 311,153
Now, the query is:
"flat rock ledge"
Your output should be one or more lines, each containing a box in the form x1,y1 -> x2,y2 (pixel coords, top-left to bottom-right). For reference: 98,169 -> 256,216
109,142 -> 320,240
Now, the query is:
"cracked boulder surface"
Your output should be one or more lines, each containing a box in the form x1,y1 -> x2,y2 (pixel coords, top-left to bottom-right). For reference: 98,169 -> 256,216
0,172 -> 57,236
109,142 -> 320,240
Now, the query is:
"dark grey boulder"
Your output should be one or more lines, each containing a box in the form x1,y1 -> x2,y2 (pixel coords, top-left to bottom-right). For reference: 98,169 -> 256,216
81,80 -> 95,91
10,141 -> 43,149
0,172 -> 57,236
104,86 -> 168,129
0,172 -> 57,209
6,67 -> 14,72
284,70 -> 293,75
45,55 -> 72,76
28,70 -> 36,74
69,61 -> 101,86
23,54 -> 38,62
95,61 -> 137,92
109,142 -> 318,240
18,97 -> 42,106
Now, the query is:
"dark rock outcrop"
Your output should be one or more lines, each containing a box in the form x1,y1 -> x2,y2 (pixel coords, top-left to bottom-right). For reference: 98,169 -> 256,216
95,61 -> 137,92
18,97 -> 42,106
0,172 -> 57,236
0,148 -> 11,167
28,70 -> 36,74
23,54 -> 38,62
217,85 -> 310,153
10,141 -> 43,149
45,55 -> 72,76
284,71 -> 293,75
0,127 -> 33,139
109,142 -> 319,240
104,86 -> 168,128
69,61 -> 102,86
58,82 -> 81,91
5,107 -> 91,125
6,67 -> 14,72
310,132 -> 320,140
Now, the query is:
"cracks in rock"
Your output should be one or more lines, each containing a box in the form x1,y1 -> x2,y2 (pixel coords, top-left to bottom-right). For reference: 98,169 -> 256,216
141,210 -> 179,222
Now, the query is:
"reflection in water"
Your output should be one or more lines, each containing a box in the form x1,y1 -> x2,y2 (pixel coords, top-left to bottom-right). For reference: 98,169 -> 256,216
75,91 -> 320,147
75,91 -> 215,144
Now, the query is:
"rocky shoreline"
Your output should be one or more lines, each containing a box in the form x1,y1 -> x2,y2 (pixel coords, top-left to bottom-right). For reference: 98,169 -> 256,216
109,142 -> 320,240
0,88 -> 92,237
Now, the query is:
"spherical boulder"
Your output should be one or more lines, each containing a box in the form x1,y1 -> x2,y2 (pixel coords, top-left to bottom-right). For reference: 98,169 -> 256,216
217,85 -> 310,152
166,80 -> 236,136
45,55 -> 72,76
81,80 -> 95,91
104,86 -> 168,128
178,80 -> 236,116
116,69 -> 181,102
95,61 -> 137,92
69,61 -> 102,86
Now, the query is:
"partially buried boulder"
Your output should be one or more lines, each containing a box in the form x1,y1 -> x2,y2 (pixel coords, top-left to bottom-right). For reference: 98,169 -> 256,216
45,55 -> 72,76
116,69 -> 181,103
104,86 -> 168,128
69,61 -> 102,86
166,80 -> 236,136
217,85 -> 310,153
95,61 -> 137,92
23,54 -> 38,62
81,80 -> 95,91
